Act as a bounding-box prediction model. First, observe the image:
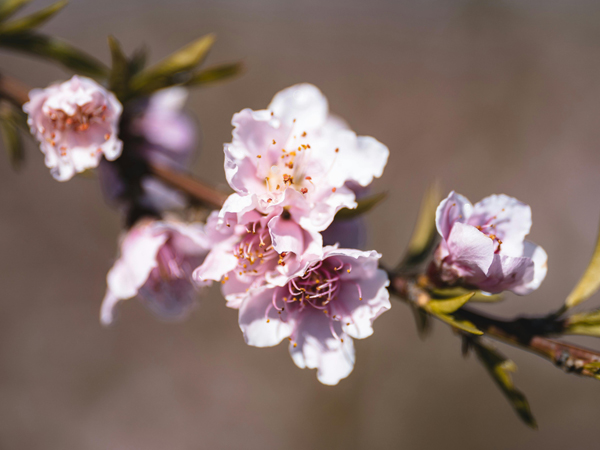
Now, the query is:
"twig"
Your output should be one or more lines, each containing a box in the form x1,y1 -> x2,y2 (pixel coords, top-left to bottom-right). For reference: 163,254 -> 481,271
389,275 -> 600,379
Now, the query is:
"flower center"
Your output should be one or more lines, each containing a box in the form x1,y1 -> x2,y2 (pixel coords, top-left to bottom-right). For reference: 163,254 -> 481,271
233,221 -> 287,277
41,103 -> 110,157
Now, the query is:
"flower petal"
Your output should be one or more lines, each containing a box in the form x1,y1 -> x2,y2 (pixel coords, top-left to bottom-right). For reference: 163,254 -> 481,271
340,269 -> 391,339
289,308 -> 355,385
239,288 -> 294,347
511,240 -> 548,295
268,83 -> 329,130
435,191 -> 473,241
446,222 -> 495,274
469,194 -> 532,255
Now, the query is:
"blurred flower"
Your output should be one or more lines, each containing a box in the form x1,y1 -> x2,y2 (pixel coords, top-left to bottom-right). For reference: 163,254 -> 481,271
193,209 -> 322,308
101,218 -> 211,325
219,83 -> 389,234
238,246 -> 390,385
430,191 -> 548,295
130,87 -> 197,168
23,75 -> 123,181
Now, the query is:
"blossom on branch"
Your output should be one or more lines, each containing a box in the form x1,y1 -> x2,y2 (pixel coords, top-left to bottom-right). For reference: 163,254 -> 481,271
101,218 -> 211,325
237,246 -> 390,385
220,83 -> 389,236
193,209 -> 323,308
430,191 -> 548,295
24,76 -> 123,181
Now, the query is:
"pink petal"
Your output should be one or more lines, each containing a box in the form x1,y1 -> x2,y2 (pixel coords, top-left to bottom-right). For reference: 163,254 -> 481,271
239,288 -> 294,347
435,191 -> 473,241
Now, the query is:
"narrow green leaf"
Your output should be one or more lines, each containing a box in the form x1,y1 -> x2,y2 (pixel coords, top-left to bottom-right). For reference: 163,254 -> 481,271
430,311 -> 483,335
0,105 -> 24,169
127,45 -> 147,77
426,292 -> 475,315
107,35 -> 129,98
335,192 -> 387,220
0,0 -> 32,22
565,222 -> 600,309
399,181 -> 442,268
0,0 -> 67,34
185,61 -> 244,86
0,32 -> 108,77
472,340 -> 537,428
565,324 -> 600,337
430,287 -> 503,303
130,33 -> 215,94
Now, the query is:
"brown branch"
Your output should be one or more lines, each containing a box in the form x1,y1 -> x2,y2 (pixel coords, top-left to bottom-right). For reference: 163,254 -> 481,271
0,74 -> 29,105
389,275 -> 600,380
147,162 -> 228,209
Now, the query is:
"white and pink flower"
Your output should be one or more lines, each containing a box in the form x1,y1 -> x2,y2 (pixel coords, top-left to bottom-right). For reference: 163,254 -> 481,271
24,76 -> 123,181
101,218 -> 211,325
220,83 -> 389,235
193,209 -> 322,308
237,246 -> 390,385
430,191 -> 548,295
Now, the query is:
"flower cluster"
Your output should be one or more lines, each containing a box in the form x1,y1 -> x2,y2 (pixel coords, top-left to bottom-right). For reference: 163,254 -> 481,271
194,83 -> 392,384
23,75 -> 550,386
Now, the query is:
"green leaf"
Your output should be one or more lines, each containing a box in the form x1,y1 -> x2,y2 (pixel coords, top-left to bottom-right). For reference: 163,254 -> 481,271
107,35 -> 129,98
127,45 -> 147,77
0,0 -> 32,22
565,222 -> 600,309
130,33 -> 215,94
334,192 -> 387,220
399,181 -> 442,268
472,340 -> 537,428
0,0 -> 67,34
583,362 -> 600,380
430,310 -> 483,335
0,32 -> 108,77
426,292 -> 474,315
0,104 -> 24,169
430,287 -> 503,303
185,61 -> 244,86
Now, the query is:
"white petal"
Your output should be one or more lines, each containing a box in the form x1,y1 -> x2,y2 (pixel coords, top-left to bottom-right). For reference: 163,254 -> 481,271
268,83 -> 329,130
239,288 -> 294,347
435,191 -> 473,241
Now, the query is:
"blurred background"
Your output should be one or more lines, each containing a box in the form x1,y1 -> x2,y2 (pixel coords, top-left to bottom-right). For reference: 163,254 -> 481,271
2,0 -> 600,448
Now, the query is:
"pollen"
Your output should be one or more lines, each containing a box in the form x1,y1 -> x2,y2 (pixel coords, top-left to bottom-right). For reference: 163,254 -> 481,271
332,187 -> 336,192
302,131 -> 307,137
300,187 -> 308,194
257,154 -> 262,158
272,140 -> 276,144
335,148 -> 339,153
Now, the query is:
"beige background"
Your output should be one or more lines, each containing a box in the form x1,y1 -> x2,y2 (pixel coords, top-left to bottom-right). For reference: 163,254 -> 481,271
2,0 -> 600,448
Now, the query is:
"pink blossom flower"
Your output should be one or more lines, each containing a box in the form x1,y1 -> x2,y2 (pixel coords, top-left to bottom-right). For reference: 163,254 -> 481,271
237,247 -> 390,385
220,83 -> 389,236
430,191 -> 548,295
101,218 -> 211,325
193,209 -> 323,308
23,76 -> 123,181
131,87 -> 197,167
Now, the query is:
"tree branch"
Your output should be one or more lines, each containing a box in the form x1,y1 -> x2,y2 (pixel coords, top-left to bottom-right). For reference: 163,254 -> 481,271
389,275 -> 600,380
